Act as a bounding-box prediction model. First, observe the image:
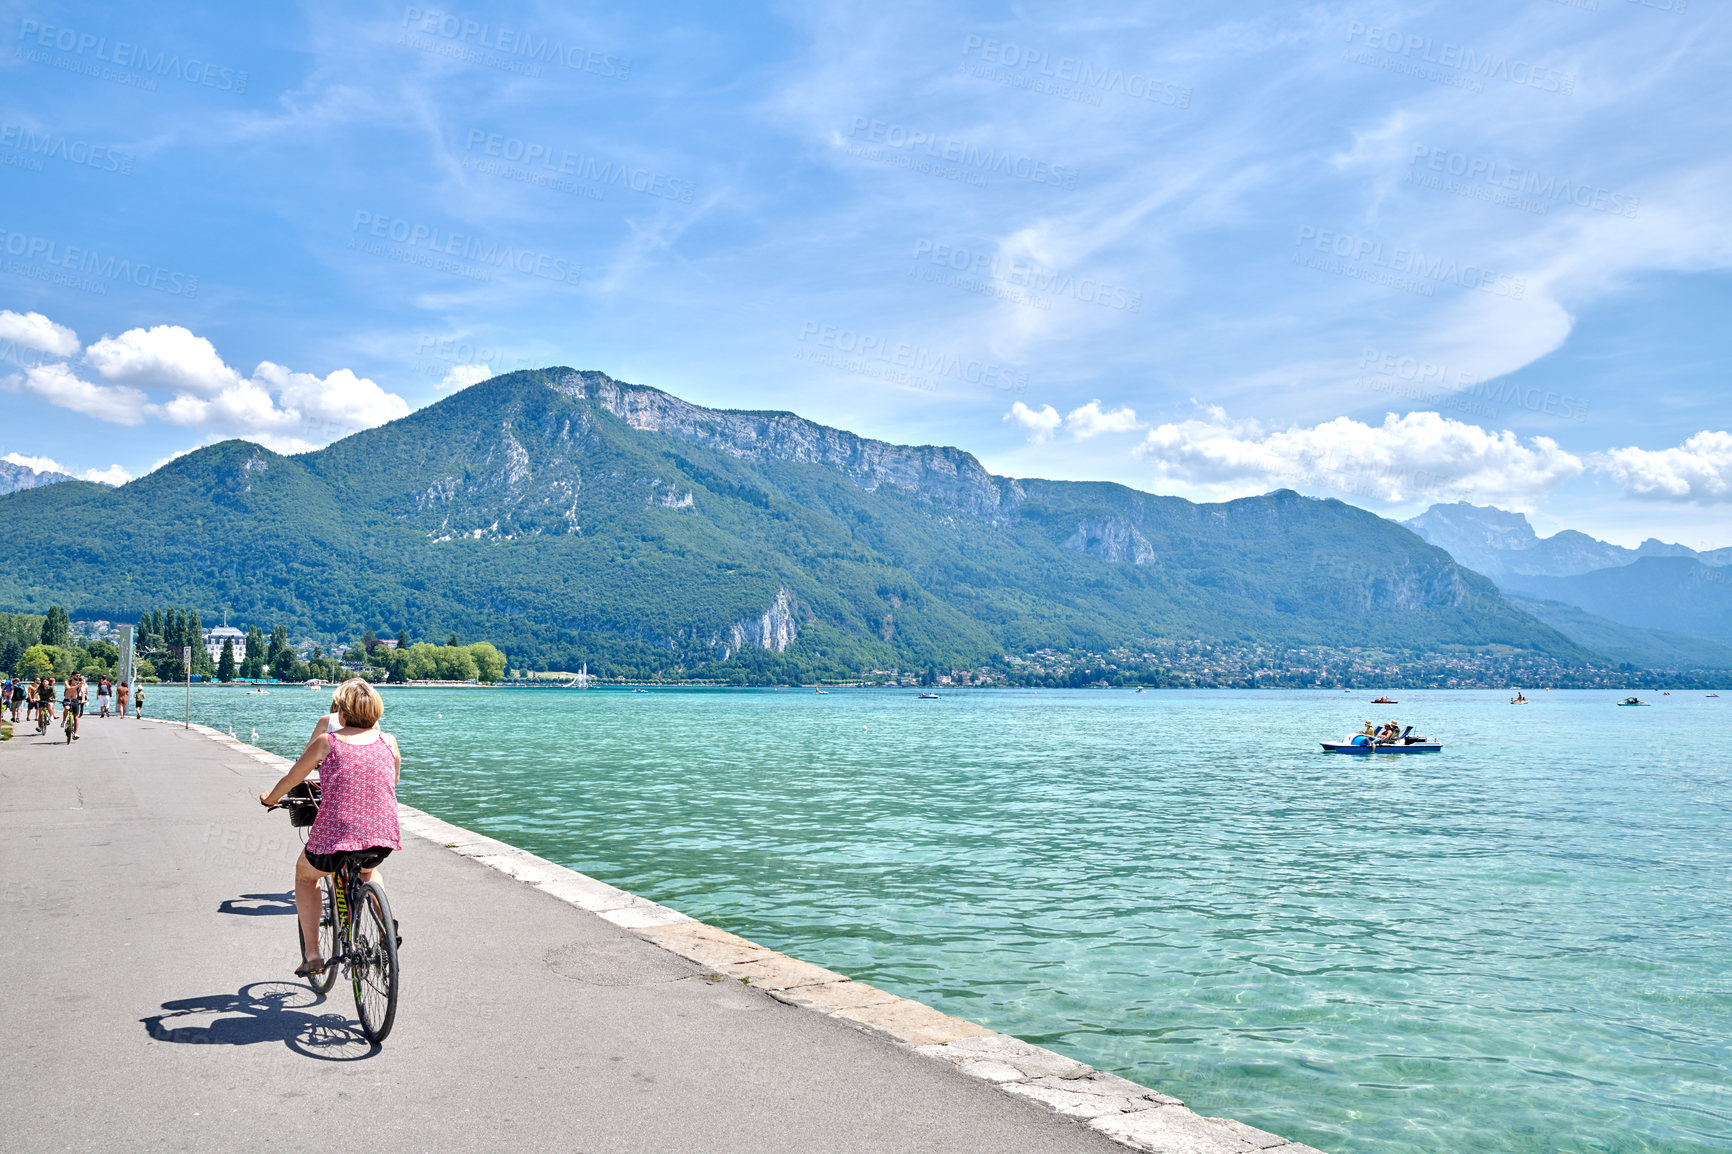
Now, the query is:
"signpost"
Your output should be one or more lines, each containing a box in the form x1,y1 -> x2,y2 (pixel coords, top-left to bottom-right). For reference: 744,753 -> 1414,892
182,645 -> 192,729
116,626 -> 134,692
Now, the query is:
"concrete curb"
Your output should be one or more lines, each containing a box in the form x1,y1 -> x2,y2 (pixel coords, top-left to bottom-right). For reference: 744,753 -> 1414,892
183,720 -> 1328,1154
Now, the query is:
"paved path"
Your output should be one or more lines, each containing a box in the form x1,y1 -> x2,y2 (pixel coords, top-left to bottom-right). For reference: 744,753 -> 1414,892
0,717 -> 1136,1153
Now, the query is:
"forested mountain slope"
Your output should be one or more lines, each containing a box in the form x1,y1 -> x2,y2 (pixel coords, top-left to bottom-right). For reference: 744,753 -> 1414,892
0,368 -> 1589,675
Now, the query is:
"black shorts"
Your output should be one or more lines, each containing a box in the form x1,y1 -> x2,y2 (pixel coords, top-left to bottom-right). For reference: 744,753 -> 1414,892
303,847 -> 392,874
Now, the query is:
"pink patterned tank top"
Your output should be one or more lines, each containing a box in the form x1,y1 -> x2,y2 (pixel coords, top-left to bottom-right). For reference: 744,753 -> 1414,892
306,731 -> 402,855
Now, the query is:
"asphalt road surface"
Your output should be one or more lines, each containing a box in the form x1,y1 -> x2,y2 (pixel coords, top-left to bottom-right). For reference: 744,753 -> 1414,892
0,715 -> 1126,1153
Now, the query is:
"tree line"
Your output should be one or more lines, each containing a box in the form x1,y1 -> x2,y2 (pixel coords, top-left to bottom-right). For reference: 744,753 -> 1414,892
1,606 -> 505,685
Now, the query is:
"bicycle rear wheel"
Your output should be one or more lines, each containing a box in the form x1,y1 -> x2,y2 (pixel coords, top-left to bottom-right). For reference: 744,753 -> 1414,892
352,881 -> 399,1043
296,877 -> 339,994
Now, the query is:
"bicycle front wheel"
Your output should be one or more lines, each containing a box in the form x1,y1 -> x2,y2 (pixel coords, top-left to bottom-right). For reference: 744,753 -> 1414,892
352,881 -> 399,1043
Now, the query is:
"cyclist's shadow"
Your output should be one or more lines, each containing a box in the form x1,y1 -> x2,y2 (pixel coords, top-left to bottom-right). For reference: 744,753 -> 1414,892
142,980 -> 378,1061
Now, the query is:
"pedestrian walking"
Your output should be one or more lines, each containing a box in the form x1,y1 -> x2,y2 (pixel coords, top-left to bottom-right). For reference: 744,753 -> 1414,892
116,680 -> 130,718
8,676 -> 21,723
134,683 -> 144,718
96,678 -> 112,718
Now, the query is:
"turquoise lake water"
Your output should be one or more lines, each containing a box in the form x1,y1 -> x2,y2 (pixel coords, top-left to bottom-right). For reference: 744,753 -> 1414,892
174,685 -> 1731,1154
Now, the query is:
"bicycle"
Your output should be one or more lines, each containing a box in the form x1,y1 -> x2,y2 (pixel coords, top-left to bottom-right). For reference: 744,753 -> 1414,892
270,785 -> 401,1043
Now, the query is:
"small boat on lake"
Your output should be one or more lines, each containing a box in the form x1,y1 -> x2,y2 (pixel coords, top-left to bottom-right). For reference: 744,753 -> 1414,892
1322,725 -> 1439,753
1511,693 -> 1529,704
918,692 -> 939,699
1371,697 -> 1397,704
1617,697 -> 1649,706
814,689 -> 828,694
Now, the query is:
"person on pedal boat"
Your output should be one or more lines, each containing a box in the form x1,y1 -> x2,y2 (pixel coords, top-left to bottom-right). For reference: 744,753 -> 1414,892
260,679 -> 402,977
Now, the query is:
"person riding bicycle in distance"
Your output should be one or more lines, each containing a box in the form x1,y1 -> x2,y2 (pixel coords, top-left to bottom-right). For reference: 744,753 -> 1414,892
260,678 -> 402,977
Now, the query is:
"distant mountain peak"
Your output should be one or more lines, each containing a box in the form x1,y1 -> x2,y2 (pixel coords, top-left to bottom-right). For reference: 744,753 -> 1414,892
0,457 -> 76,496
480,367 -> 1026,520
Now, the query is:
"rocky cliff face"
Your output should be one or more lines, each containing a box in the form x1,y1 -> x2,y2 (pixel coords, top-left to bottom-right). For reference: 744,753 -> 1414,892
552,370 -> 1024,520
721,586 -> 800,656
1061,516 -> 1155,565
0,458 -> 76,496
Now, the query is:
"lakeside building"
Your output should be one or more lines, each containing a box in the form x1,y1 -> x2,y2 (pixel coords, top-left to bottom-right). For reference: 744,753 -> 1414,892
202,625 -> 247,663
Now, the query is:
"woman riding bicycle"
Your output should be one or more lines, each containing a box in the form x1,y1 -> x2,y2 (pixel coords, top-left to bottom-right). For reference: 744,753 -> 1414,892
259,678 -> 402,977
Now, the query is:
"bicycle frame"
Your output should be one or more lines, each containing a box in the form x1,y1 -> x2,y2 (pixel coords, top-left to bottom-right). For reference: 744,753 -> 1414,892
322,858 -> 368,974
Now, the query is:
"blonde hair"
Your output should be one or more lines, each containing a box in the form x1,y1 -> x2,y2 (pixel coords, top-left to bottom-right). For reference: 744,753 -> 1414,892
332,678 -> 384,728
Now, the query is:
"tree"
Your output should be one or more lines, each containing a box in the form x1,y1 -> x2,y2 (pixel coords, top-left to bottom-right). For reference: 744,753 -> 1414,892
0,637 -> 21,675
396,629 -> 409,650
18,644 -> 56,679
361,628 -> 379,652
39,605 -> 70,648
445,634 -> 458,647
271,647 -> 298,681
466,642 -> 506,683
268,625 -> 290,667
217,638 -> 236,682
435,646 -> 479,681
245,626 -> 265,663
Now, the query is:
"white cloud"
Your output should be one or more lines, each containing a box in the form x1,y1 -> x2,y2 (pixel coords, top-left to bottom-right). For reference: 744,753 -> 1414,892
1136,408 -> 1584,508
3,451 -> 70,475
79,463 -> 133,486
3,451 -> 132,486
1064,400 -> 1144,440
85,325 -> 242,396
1595,431 -> 1732,503
255,362 -> 411,436
0,310 -> 80,357
37,319 -> 414,450
1004,401 -> 1062,443
4,363 -> 148,425
440,362 -> 494,390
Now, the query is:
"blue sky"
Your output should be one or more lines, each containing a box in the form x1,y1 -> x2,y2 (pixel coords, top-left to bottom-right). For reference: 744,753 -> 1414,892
2,0 -> 1728,546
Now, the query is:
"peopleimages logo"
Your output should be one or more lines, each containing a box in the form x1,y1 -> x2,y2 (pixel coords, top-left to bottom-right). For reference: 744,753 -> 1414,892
1343,22 -> 1574,95
797,321 -> 1028,394
847,117 -> 1079,189
910,239 -> 1141,312
16,19 -> 249,93
463,131 -> 694,203
0,227 -> 198,296
960,35 -> 1190,108
0,123 -> 134,174
1294,226 -> 1525,299
350,211 -> 581,285
401,7 -> 629,79
1408,146 -> 1639,219
1358,348 -> 1589,423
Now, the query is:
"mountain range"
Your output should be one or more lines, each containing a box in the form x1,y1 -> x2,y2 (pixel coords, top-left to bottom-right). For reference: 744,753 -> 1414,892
0,368 -> 1591,678
1406,502 -> 1732,667
0,458 -> 75,496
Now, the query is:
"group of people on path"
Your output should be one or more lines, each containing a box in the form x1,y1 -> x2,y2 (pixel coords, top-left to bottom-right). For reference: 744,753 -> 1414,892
2,673 -> 143,739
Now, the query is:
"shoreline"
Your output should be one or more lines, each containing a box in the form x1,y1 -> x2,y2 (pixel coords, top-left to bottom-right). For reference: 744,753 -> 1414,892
177,717 -> 1330,1153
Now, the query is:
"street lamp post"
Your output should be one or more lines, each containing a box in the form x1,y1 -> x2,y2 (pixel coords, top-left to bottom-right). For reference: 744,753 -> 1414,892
182,645 -> 191,729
